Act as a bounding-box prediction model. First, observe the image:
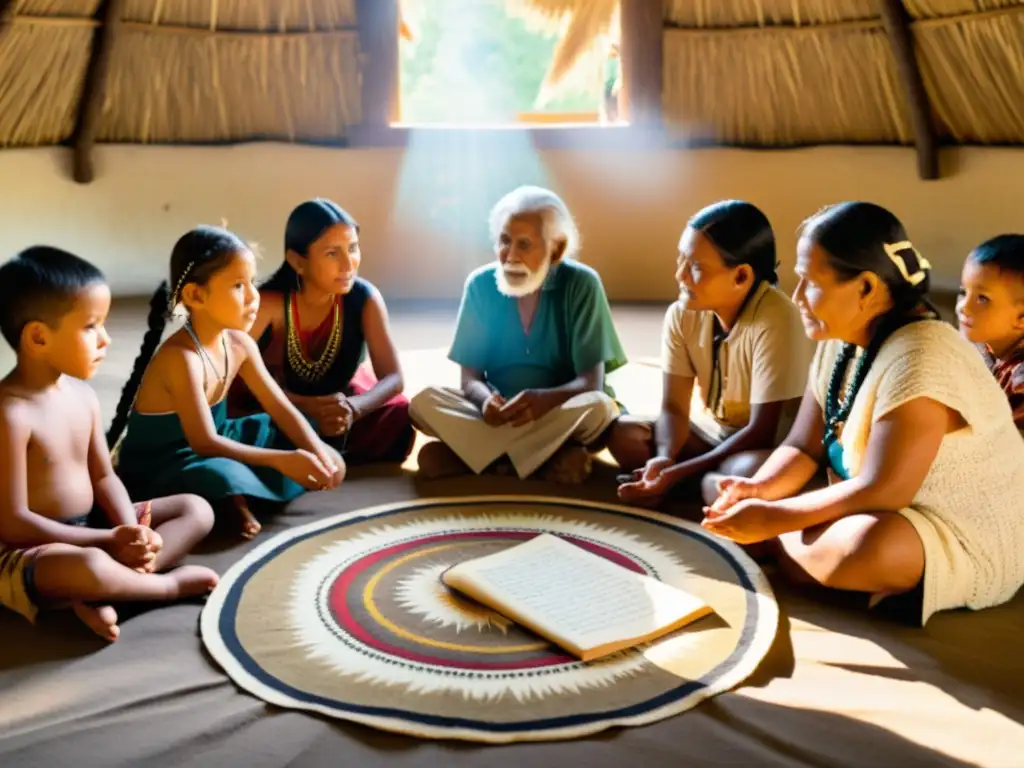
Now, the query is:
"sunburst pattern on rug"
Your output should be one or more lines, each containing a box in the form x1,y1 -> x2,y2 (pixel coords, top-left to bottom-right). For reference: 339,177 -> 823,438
395,562 -> 515,634
285,513 -> 690,702
201,496 -> 778,743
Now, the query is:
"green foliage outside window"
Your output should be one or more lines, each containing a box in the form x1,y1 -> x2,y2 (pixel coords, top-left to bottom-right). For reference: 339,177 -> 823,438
399,0 -> 608,124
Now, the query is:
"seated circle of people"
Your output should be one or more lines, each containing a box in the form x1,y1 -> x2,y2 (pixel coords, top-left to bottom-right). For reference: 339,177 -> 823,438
607,200 -> 815,506
2,198 -> 1024,638
409,185 -> 627,483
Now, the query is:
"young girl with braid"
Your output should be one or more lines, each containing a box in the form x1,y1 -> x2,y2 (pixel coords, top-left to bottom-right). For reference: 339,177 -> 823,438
233,199 -> 414,464
109,226 -> 345,540
703,202 -> 1024,625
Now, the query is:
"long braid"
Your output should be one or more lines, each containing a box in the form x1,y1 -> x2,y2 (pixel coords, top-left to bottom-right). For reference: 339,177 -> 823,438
106,282 -> 170,448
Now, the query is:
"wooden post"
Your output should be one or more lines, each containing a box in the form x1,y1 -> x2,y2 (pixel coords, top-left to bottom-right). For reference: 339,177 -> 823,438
618,0 -> 663,129
355,0 -> 400,131
878,0 -> 939,180
0,0 -> 16,42
70,0 -> 125,184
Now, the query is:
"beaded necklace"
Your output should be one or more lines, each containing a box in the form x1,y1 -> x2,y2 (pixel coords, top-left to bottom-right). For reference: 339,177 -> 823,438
823,343 -> 870,448
823,300 -> 937,450
286,292 -> 342,383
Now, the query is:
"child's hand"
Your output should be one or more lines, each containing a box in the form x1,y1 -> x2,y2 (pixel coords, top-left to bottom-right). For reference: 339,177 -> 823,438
313,443 -> 345,489
276,449 -> 335,490
138,528 -> 163,573
109,524 -> 156,571
617,458 -> 679,506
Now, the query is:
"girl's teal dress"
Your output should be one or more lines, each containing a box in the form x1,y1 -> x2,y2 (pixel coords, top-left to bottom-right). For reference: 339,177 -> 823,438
116,401 -> 305,504
116,327 -> 306,504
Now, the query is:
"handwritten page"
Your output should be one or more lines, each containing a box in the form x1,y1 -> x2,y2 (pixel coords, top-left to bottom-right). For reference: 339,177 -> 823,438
451,534 -> 706,653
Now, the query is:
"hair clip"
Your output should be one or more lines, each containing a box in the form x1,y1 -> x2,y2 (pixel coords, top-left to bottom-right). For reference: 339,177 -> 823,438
883,241 -> 931,286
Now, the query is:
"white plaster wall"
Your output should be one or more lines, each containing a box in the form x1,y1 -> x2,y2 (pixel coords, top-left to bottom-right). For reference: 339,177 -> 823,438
0,141 -> 1019,302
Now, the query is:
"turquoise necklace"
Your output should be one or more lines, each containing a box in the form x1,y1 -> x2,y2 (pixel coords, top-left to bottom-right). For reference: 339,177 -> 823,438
823,343 -> 871,448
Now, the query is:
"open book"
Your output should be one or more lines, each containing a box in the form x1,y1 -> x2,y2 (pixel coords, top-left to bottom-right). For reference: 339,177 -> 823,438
441,533 -> 713,662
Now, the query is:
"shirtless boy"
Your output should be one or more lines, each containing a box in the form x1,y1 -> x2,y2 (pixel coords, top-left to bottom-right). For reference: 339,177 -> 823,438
0,247 -> 219,641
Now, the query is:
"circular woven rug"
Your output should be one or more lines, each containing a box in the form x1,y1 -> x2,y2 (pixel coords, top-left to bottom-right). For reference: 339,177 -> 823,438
201,496 -> 778,743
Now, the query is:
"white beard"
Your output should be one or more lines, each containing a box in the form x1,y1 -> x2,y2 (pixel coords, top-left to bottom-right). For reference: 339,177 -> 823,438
495,257 -> 551,298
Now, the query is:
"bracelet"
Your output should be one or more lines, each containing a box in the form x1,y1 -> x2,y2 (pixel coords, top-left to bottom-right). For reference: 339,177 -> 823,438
348,400 -> 363,421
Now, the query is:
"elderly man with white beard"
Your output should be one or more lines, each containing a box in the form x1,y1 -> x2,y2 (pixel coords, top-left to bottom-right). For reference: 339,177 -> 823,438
409,185 -> 627,483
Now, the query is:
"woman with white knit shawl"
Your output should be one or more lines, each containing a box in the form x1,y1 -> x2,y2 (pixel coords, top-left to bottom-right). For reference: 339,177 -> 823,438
702,202 -> 1024,625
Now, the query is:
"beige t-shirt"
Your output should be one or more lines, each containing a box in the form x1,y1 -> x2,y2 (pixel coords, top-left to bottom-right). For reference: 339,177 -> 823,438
661,281 -> 814,444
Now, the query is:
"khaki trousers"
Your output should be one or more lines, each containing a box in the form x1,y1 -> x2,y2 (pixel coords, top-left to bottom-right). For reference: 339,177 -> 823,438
409,387 -> 619,479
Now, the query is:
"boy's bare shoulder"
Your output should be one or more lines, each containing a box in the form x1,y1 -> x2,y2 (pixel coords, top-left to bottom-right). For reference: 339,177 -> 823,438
0,377 -> 98,419
0,381 -> 32,430
0,375 -> 45,414
0,393 -> 31,467
61,377 -> 101,410
0,379 -> 88,447
61,375 -> 98,398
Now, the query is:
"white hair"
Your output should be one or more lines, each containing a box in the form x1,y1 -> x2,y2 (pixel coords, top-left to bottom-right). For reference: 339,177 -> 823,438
487,185 -> 581,261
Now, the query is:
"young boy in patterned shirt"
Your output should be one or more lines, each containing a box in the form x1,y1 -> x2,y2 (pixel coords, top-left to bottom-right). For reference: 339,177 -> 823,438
956,234 -> 1024,433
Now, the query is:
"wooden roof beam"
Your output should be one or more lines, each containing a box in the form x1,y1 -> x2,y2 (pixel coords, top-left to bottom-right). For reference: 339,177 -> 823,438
620,0 -> 664,129
878,0 -> 940,180
70,0 -> 125,184
355,0 -> 399,130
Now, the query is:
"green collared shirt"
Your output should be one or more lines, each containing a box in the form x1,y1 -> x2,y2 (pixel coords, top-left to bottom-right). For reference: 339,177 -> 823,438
448,260 -> 627,399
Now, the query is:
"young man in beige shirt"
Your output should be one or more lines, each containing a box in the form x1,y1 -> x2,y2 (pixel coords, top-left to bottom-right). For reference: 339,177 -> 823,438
608,201 -> 814,506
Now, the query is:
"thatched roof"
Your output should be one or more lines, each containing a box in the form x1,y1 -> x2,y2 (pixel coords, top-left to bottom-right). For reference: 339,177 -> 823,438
1,0 -> 1021,174
663,0 -> 1024,148
0,0 -> 360,149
